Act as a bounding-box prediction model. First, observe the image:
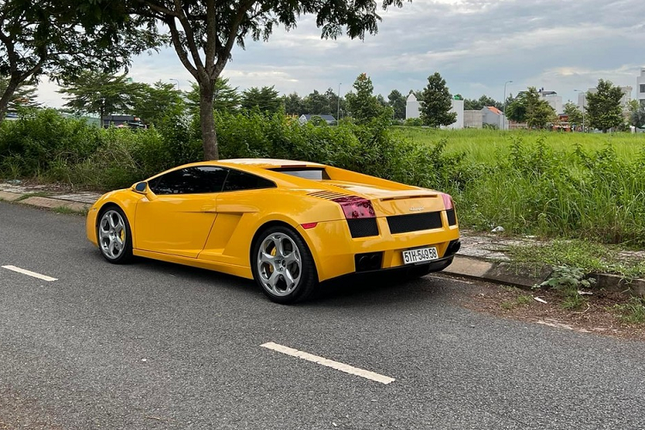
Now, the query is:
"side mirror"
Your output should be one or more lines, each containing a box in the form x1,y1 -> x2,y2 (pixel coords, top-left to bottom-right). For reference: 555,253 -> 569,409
133,181 -> 147,193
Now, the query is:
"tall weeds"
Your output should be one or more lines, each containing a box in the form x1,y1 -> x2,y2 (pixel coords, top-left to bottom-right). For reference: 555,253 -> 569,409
1,109 -> 644,246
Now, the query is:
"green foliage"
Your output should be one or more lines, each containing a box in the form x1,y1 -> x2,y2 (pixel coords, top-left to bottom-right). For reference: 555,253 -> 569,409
388,90 -> 406,120
404,117 -> 423,126
612,297 -> 645,324
507,238 -> 645,279
586,79 -> 624,132
130,81 -> 186,127
58,72 -> 136,119
345,73 -> 385,124
0,77 -> 40,111
418,72 -> 457,128
537,266 -> 596,290
563,101 -> 583,125
0,0 -> 159,124
630,105 -> 645,129
525,87 -> 556,129
535,265 -> 595,311
464,95 -> 502,111
283,92 -> 305,116
241,86 -> 282,114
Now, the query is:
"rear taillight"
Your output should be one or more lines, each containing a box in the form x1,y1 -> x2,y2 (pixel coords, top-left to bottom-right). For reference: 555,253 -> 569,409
441,193 -> 454,210
332,196 -> 375,219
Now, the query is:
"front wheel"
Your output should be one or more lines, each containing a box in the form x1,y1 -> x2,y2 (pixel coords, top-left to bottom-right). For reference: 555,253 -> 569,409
251,226 -> 318,304
97,206 -> 133,264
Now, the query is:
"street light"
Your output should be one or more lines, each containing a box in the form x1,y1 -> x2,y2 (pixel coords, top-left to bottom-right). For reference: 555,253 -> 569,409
574,89 -> 585,132
337,83 -> 342,124
503,80 -> 513,130
170,78 -> 180,90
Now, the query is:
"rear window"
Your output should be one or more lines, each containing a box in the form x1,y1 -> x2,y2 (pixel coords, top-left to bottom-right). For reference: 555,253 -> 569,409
270,168 -> 329,180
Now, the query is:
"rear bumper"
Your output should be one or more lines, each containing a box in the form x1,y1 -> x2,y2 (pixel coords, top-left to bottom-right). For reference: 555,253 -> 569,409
299,217 -> 460,282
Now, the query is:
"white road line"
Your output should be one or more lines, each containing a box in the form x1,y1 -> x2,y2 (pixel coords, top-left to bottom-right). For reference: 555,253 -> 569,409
261,342 -> 395,385
1,265 -> 57,282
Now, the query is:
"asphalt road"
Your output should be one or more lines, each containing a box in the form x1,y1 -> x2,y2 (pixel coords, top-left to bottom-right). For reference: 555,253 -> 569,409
1,202 -> 644,429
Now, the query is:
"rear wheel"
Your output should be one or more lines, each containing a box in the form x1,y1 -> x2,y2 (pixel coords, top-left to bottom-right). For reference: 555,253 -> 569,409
251,226 -> 317,304
97,206 -> 133,264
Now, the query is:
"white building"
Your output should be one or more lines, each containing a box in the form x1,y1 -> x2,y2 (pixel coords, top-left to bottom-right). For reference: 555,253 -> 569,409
637,68 -> 645,106
539,90 -> 563,114
405,93 -> 464,129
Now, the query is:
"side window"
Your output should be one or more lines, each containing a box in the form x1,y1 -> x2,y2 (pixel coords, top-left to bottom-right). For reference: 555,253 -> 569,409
223,169 -> 276,192
149,166 -> 228,194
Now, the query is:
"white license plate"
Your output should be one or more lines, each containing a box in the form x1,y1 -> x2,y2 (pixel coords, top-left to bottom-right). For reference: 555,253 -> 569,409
402,247 -> 439,264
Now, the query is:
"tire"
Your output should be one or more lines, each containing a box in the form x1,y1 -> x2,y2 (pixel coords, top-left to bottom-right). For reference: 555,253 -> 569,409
97,206 -> 133,264
251,226 -> 318,304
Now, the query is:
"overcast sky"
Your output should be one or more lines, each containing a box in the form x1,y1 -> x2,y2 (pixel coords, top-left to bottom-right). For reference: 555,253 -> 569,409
37,0 -> 645,108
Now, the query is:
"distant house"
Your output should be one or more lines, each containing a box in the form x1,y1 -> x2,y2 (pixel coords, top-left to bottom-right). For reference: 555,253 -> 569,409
299,114 -> 336,125
463,110 -> 483,128
481,106 -> 504,129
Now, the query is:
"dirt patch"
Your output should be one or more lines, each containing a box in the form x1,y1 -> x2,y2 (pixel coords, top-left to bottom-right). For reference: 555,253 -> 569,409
439,274 -> 645,341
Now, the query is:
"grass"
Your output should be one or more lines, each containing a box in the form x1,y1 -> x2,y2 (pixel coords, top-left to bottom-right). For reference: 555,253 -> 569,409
500,290 -> 533,309
14,191 -> 51,201
53,205 -> 88,216
612,297 -> 645,324
391,128 -> 645,162
507,239 -> 645,280
396,128 -> 645,246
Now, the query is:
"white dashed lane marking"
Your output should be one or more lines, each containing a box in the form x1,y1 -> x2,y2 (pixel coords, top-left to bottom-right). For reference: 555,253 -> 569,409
261,342 -> 395,385
1,265 -> 58,282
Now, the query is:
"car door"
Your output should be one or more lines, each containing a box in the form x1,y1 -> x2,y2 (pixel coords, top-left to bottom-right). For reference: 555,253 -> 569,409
198,168 -> 277,266
135,165 -> 228,258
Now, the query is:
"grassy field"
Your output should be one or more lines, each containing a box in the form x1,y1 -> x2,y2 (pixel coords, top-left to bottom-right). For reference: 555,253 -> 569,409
390,128 -> 645,247
391,128 -> 645,162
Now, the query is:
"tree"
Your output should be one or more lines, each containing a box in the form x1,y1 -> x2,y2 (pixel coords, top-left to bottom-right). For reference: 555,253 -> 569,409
241,86 -> 282,113
345,73 -> 384,123
387,90 -> 406,120
186,78 -> 240,116
524,87 -> 556,129
58,72 -> 138,123
563,101 -> 582,126
113,0 -> 406,160
418,72 -> 456,128
303,89 -> 331,115
505,93 -> 527,123
0,0 -> 158,125
505,88 -> 555,128
464,95 -> 502,111
586,79 -> 624,132
131,81 -> 186,126
0,76 -> 39,111
629,100 -> 645,129
282,92 -> 304,116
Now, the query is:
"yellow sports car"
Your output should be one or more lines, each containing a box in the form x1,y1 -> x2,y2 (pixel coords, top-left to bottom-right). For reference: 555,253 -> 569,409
87,159 -> 460,303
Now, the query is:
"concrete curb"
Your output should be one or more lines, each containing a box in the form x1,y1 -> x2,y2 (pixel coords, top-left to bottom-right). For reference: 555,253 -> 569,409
444,255 -> 552,289
444,255 -> 645,298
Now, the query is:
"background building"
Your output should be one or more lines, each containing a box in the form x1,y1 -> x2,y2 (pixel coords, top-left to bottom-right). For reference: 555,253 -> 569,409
638,68 -> 645,106
405,93 -> 464,129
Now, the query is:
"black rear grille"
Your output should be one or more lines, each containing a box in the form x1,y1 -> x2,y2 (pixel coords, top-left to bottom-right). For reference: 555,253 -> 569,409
347,218 -> 379,238
387,212 -> 442,234
446,209 -> 457,226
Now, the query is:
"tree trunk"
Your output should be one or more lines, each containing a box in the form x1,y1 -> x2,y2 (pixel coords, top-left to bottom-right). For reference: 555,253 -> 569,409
199,80 -> 219,160
0,78 -> 20,126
